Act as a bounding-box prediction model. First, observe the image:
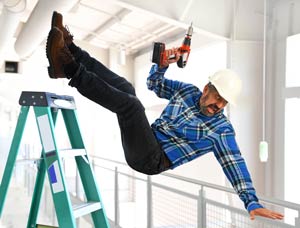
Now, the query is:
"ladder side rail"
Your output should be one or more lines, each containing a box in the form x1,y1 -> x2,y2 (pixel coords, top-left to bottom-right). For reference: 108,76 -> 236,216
33,106 -> 76,228
0,106 -> 30,216
62,110 -> 100,196
61,109 -> 101,199
27,108 -> 59,228
62,109 -> 110,228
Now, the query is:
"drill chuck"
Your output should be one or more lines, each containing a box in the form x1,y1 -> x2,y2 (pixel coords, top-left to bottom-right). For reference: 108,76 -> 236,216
186,23 -> 193,37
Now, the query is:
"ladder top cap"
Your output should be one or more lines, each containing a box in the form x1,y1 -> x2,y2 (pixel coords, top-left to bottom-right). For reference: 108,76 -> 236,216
19,91 -> 76,109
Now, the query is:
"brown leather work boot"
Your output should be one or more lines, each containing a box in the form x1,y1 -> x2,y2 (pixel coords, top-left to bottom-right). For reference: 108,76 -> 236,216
51,11 -> 73,46
46,27 -> 75,78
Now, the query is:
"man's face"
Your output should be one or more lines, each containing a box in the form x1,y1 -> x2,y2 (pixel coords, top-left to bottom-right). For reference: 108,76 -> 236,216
199,84 -> 228,117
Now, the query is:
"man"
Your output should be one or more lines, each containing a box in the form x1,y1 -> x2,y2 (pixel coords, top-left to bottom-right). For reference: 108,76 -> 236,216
46,11 -> 284,221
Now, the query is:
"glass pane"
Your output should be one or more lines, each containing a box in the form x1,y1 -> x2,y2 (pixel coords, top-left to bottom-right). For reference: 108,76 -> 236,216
286,34 -> 300,87
284,98 -> 300,223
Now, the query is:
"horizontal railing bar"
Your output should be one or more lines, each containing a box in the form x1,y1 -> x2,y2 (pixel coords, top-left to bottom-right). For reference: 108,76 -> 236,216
92,163 -> 115,172
117,170 -> 147,182
163,173 -> 300,210
60,148 -> 86,157
162,172 -> 235,194
92,155 -> 127,166
151,182 -> 198,200
93,163 -> 196,199
92,162 -> 147,182
206,199 -> 295,227
205,198 -> 249,216
16,158 -> 42,164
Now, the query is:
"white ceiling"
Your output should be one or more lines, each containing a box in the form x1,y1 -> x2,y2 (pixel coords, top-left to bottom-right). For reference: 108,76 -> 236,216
57,0 -> 187,54
0,0 -> 266,61
0,0 -> 188,58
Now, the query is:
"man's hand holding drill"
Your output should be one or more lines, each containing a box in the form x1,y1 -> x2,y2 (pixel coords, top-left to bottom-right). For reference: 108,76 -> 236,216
160,47 -> 181,68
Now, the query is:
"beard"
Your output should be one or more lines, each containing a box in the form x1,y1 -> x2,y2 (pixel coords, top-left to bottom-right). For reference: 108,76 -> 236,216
199,95 -> 221,117
199,104 -> 218,117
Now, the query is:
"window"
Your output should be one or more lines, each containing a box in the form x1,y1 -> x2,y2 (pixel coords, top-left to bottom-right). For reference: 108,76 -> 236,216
286,34 -> 300,87
284,34 -> 300,223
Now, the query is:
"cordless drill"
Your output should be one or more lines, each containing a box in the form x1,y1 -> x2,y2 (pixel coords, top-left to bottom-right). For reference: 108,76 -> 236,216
151,23 -> 193,68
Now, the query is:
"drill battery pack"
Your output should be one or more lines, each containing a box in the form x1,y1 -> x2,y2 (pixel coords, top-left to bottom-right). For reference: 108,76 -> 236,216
151,42 -> 165,67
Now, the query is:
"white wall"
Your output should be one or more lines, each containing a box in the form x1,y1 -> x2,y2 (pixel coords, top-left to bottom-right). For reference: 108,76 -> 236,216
229,41 -> 265,194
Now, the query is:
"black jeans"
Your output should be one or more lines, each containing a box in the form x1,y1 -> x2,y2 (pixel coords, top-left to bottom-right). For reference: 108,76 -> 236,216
68,48 -> 170,175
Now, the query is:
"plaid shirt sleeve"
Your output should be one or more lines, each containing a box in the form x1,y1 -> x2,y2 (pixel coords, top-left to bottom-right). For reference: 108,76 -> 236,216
212,131 -> 264,212
147,64 -> 184,99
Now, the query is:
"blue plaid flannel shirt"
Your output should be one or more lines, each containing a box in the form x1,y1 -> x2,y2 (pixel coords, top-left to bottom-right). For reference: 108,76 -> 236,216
147,64 -> 263,212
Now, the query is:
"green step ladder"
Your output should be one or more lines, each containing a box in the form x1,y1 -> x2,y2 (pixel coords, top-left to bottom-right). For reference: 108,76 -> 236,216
0,91 -> 110,228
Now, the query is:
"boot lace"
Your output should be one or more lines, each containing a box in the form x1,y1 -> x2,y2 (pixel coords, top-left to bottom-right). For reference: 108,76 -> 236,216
64,25 -> 74,44
59,44 -> 75,64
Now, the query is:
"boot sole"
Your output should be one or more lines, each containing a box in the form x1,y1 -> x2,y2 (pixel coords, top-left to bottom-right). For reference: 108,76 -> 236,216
46,29 -> 60,79
49,11 -> 62,78
51,11 -> 58,29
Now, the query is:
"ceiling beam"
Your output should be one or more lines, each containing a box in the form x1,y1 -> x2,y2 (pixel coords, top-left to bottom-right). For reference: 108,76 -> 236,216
83,8 -> 131,42
114,0 -> 232,40
114,0 -> 266,42
14,0 -> 79,59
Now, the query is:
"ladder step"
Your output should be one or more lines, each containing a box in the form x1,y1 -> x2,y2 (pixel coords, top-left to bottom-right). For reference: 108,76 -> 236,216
59,148 -> 87,158
73,201 -> 102,218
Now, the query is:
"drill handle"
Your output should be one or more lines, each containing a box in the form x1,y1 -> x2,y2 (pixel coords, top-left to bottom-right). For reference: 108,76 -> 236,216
177,45 -> 191,68
168,54 -> 177,60
177,51 -> 190,68
165,48 -> 180,62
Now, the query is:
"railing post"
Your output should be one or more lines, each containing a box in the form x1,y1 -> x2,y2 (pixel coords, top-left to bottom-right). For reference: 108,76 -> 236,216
25,144 -> 30,196
295,211 -> 300,227
114,166 -> 120,227
147,175 -> 153,228
197,187 -> 206,228
75,169 -> 80,198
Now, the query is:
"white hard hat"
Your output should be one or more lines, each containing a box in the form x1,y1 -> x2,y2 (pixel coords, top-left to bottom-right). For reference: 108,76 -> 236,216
209,69 -> 242,106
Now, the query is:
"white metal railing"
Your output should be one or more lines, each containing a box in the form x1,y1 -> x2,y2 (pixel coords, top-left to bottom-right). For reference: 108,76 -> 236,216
2,147 -> 300,228
89,155 -> 300,228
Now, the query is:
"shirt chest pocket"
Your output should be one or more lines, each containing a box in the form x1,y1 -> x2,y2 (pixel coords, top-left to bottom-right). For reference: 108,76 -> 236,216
183,122 -> 209,141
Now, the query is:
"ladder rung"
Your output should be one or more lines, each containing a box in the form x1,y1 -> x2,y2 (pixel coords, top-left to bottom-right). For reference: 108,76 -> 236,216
59,149 -> 87,158
73,201 -> 102,218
